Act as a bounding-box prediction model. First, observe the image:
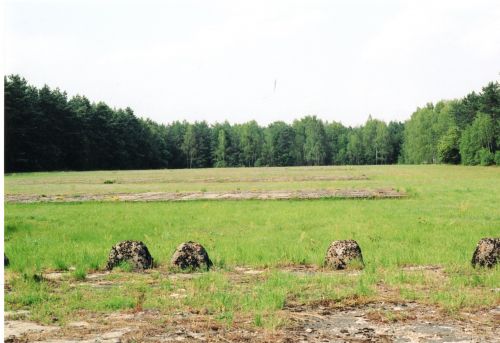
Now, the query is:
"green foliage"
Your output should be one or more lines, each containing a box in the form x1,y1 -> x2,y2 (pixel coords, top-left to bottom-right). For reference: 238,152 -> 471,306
347,129 -> 363,164
459,113 -> 496,165
181,125 -> 197,168
437,127 -> 460,164
253,313 -> 263,327
264,121 -> 296,166
495,151 -> 500,165
4,75 -> 171,172
214,128 -> 228,167
478,148 -> 494,166
301,116 -> 327,166
403,82 -> 499,165
116,261 -> 134,272
402,102 -> 457,164
4,75 -> 498,171
241,120 -> 263,167
72,268 -> 87,281
53,258 -> 69,271
363,116 -> 390,164
325,121 -> 349,164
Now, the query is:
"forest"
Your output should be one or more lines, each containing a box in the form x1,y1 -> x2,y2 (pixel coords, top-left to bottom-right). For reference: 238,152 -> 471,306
4,75 -> 500,172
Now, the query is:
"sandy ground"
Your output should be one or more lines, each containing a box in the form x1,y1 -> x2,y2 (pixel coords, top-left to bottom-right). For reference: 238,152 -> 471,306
4,266 -> 499,343
5,188 -> 405,203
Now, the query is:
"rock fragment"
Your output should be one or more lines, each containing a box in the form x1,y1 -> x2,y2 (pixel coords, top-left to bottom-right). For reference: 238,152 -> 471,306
106,240 -> 153,270
325,240 -> 364,270
170,241 -> 212,271
472,238 -> 499,268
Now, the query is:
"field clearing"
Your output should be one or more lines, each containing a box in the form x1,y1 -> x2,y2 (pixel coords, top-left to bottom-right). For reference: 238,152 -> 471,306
4,165 -> 500,341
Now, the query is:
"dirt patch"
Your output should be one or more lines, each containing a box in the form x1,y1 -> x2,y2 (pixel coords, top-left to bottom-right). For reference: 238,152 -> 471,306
5,266 -> 499,342
276,264 -> 363,277
4,320 -> 59,342
234,266 -> 266,275
6,304 -> 499,342
283,302 -> 500,342
4,310 -> 31,321
402,264 -> 444,272
5,188 -> 406,203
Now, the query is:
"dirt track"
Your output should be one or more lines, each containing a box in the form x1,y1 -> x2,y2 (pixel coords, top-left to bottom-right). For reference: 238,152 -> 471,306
5,188 -> 406,203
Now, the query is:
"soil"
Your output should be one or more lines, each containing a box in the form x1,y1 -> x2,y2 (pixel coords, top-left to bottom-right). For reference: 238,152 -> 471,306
5,304 -> 499,342
5,188 -> 406,203
282,302 -> 500,343
5,266 -> 499,342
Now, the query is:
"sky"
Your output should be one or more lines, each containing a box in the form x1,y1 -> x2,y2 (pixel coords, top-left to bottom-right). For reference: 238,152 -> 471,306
3,0 -> 500,126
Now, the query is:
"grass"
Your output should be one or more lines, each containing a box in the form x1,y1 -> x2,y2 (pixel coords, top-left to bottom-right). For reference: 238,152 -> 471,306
5,166 -> 371,195
4,165 -> 500,326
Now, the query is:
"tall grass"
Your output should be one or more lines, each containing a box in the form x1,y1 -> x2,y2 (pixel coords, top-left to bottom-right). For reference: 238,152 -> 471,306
4,196 -> 498,272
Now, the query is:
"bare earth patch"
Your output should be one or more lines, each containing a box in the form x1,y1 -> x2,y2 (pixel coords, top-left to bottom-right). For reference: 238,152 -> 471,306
5,266 -> 499,342
283,302 -> 500,343
5,304 -> 499,342
5,188 -> 405,203
276,264 -> 363,277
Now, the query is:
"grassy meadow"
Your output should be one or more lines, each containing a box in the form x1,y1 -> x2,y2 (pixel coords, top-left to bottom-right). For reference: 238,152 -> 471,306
4,165 -> 500,327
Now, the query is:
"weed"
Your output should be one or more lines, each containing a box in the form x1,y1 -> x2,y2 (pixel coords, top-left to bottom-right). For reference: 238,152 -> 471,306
134,291 -> 145,313
72,268 -> 86,281
53,259 -> 69,271
103,296 -> 135,310
356,278 -> 372,296
253,313 -> 263,327
116,261 -> 134,272
216,311 -> 234,325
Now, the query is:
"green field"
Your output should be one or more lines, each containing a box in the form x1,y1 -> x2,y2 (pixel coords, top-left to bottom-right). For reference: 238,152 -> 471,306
4,165 -> 500,327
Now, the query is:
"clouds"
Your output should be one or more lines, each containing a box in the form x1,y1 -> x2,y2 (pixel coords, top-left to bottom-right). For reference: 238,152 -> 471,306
351,1 -> 500,121
4,0 -> 500,126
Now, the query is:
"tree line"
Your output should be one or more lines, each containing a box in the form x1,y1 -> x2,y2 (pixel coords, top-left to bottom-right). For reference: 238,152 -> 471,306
403,82 -> 499,165
4,75 -> 499,172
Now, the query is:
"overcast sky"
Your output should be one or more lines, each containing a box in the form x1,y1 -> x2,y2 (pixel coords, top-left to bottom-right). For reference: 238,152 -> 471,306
4,0 -> 500,126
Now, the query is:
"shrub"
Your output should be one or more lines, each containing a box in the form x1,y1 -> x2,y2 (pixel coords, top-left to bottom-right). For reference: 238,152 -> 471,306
478,148 -> 494,166
495,151 -> 500,165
